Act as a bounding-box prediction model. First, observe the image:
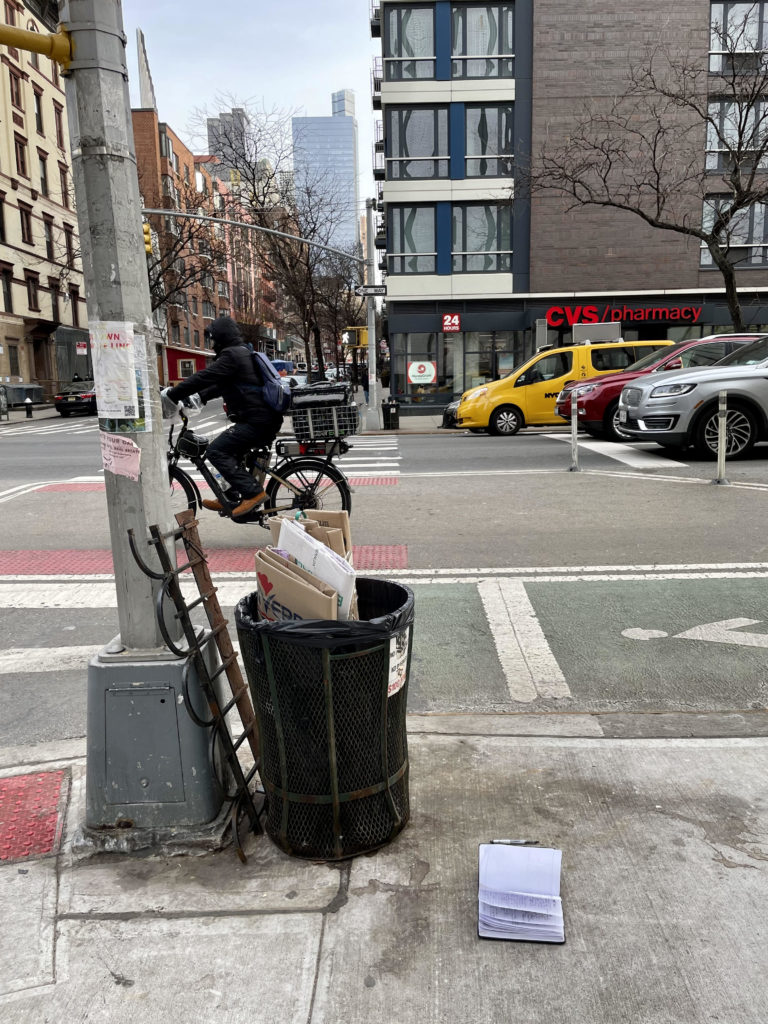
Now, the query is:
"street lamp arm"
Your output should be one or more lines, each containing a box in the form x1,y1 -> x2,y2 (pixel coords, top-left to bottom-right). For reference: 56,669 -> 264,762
141,208 -> 368,267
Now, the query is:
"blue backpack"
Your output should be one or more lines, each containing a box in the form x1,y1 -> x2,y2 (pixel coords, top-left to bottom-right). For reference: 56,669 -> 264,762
251,349 -> 292,414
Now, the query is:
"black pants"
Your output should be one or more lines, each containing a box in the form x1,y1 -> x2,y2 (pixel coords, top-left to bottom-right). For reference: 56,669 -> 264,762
207,421 -> 275,499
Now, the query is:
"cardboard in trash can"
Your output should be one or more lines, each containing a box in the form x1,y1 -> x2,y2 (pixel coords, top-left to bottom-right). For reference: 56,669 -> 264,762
277,517 -> 356,620
308,510 -> 352,559
255,548 -> 338,622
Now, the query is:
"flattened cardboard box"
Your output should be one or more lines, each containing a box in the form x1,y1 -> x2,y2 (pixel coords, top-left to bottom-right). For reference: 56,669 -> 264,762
255,548 -> 337,622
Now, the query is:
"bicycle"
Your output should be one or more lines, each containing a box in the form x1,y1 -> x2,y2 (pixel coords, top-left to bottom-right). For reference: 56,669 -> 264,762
166,403 -> 353,527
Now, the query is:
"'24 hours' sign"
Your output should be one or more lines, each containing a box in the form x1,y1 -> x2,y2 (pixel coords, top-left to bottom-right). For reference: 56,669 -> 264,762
441,313 -> 461,332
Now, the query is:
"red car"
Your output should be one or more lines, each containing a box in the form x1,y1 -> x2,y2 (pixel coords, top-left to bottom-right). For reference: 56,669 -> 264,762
554,334 -> 767,441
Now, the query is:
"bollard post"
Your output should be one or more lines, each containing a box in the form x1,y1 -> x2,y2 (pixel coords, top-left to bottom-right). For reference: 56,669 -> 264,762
712,389 -> 729,486
24,396 -> 33,419
569,391 -> 580,472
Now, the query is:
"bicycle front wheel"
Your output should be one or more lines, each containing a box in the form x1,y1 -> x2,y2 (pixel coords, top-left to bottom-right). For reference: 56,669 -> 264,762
169,464 -> 199,516
266,458 -> 351,516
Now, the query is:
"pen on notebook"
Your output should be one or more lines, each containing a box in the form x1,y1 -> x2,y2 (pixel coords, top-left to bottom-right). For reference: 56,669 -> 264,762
489,839 -> 539,845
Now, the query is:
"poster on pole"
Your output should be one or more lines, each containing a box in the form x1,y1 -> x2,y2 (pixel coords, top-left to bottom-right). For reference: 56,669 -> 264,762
90,321 -> 139,420
132,334 -> 152,432
100,433 -> 141,482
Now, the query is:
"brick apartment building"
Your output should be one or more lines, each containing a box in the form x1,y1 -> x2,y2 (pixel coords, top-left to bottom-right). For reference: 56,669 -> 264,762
131,109 -> 228,384
0,0 -> 87,404
372,1 -> 768,412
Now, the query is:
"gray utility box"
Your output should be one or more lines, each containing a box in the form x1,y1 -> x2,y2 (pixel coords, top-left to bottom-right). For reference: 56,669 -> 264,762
85,640 -> 224,830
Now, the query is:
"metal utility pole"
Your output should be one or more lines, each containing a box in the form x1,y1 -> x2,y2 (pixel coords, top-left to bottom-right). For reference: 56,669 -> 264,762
59,0 -> 171,649
365,198 -> 380,429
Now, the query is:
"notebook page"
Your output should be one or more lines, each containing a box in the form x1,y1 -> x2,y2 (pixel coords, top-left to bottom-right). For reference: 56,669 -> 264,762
479,845 -> 562,898
478,888 -> 561,914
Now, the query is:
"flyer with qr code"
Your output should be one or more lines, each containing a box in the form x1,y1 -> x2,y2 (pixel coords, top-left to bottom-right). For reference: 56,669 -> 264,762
89,320 -> 139,419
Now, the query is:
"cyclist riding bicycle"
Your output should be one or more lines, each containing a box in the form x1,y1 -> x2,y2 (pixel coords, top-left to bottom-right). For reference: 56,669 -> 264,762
163,315 -> 283,518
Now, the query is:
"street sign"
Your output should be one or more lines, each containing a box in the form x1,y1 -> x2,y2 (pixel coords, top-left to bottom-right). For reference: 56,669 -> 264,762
355,284 -> 387,297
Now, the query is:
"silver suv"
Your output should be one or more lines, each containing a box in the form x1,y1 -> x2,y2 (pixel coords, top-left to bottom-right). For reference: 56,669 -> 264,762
617,335 -> 768,457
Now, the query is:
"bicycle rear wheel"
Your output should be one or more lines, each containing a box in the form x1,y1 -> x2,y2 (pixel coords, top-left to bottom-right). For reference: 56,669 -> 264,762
169,465 -> 199,515
266,458 -> 351,516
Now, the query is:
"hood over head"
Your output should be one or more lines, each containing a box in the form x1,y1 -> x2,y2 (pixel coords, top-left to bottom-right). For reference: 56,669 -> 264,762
206,316 -> 242,355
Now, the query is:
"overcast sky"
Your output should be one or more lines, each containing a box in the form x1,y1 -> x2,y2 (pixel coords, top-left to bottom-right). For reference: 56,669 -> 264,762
121,0 -> 378,214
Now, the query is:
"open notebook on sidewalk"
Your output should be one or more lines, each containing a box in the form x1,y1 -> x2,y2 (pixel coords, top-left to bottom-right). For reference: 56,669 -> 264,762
478,843 -> 565,943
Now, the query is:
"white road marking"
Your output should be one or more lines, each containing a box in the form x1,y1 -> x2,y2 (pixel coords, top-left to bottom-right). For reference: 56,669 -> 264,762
478,578 -> 570,702
674,618 -> 768,646
544,434 -> 689,468
0,645 -> 101,673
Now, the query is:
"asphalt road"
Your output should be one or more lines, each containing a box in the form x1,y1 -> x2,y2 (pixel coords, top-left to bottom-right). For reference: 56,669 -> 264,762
3,409 -> 768,748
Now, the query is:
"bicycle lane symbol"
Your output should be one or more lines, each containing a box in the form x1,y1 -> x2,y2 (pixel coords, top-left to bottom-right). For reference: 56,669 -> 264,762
622,619 -> 768,648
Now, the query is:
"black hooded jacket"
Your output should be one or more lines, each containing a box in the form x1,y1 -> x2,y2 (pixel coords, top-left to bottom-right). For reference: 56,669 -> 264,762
166,317 -> 283,430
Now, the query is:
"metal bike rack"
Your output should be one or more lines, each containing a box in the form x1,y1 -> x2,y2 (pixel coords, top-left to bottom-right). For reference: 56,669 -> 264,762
128,509 -> 263,859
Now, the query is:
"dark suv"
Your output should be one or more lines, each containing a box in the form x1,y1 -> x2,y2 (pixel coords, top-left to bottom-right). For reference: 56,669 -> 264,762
554,335 -> 764,441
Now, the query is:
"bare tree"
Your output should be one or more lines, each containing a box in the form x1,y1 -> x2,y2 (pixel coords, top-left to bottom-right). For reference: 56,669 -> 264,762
193,99 -> 360,371
527,8 -> 768,329
143,181 -> 228,315
314,246 -> 366,370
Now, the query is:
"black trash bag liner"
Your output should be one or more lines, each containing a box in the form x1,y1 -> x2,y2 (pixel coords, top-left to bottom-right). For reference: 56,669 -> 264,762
234,577 -> 414,651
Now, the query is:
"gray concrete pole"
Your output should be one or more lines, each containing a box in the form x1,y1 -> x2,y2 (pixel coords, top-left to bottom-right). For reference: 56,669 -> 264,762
58,0 -> 171,649
365,198 -> 380,429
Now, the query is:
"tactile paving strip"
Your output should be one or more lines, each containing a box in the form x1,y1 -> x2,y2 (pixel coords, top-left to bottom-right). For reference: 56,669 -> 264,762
0,770 -> 66,862
0,545 -> 409,574
348,476 -> 399,486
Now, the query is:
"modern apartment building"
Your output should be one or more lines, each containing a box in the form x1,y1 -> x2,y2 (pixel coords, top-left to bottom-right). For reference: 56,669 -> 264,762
0,0 -> 87,402
372,1 -> 768,412
292,91 -> 361,250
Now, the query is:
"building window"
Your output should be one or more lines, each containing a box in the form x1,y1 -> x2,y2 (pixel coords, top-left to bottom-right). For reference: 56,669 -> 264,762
38,153 -> 48,196
33,87 -> 43,133
388,204 -> 436,273
202,299 -> 216,319
69,286 -> 79,326
27,21 -> 39,69
465,104 -> 514,176
59,163 -> 69,207
14,135 -> 27,177
710,2 -> 768,72
179,359 -> 195,377
194,329 -> 200,347
452,203 -> 512,272
701,196 -> 768,265
4,2 -> 15,26
25,271 -> 39,311
51,57 -> 59,88
384,6 -> 435,80
63,223 -> 74,267
8,68 -> 22,110
184,323 -> 190,346
48,278 -> 59,321
53,102 -> 64,148
1,268 -> 13,313
18,202 -> 32,244
452,4 -> 515,79
386,106 -> 449,179
171,322 -> 180,344
217,280 -> 229,297
0,194 -> 6,244
43,214 -> 53,259
706,98 -> 767,171
190,294 -> 198,315
8,341 -> 19,376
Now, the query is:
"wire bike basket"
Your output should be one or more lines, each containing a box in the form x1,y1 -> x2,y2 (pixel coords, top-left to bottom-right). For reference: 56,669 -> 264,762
289,382 -> 361,441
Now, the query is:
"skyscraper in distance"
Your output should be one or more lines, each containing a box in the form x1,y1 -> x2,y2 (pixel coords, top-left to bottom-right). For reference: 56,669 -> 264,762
292,91 -> 360,251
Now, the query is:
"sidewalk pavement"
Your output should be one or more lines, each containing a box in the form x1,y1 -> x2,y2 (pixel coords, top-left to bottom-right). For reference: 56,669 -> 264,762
0,403 -> 61,425
3,716 -> 768,1022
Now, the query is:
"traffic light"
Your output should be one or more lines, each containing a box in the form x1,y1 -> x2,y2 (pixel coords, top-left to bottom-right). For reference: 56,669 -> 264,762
142,221 -> 152,255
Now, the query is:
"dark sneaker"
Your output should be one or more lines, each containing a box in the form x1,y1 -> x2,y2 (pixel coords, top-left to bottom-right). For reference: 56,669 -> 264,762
202,498 -> 224,511
232,491 -> 267,517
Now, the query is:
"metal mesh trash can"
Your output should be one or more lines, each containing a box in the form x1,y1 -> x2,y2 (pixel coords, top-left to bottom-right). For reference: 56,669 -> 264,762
235,578 -> 414,860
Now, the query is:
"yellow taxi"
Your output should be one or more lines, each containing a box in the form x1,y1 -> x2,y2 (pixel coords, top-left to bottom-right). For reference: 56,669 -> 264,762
456,340 -> 673,435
